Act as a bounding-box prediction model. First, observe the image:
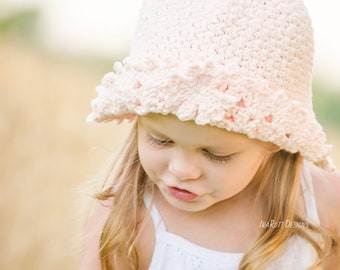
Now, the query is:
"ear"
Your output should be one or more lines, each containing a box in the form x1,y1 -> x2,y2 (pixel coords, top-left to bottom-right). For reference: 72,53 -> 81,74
266,143 -> 280,153
258,141 -> 280,153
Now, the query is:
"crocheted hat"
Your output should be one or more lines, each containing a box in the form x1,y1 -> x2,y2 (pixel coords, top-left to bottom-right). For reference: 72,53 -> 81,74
87,0 -> 335,171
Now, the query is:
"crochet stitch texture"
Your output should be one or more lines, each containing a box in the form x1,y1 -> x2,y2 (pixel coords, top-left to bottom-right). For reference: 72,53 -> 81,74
87,0 -> 334,171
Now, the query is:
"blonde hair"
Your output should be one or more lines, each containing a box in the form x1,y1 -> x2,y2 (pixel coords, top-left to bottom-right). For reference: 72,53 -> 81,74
239,149 -> 334,269
94,121 -> 335,270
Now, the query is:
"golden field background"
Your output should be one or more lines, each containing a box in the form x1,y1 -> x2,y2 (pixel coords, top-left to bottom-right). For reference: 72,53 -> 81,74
1,13 -> 340,270
0,37 -> 132,269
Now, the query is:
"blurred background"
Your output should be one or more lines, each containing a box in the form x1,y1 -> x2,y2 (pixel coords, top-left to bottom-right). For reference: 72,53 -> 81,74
0,0 -> 339,269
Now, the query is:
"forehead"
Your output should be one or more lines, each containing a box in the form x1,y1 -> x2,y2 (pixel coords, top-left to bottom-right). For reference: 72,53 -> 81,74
138,114 -> 254,148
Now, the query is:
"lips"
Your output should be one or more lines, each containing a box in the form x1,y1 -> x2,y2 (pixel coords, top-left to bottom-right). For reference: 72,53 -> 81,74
168,186 -> 199,201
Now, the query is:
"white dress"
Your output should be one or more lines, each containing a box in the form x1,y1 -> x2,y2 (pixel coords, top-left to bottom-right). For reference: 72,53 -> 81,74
143,162 -> 321,269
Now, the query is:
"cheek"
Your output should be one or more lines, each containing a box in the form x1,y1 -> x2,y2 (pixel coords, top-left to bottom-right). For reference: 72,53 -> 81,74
213,155 -> 263,194
231,156 -> 262,185
213,167 -> 252,193
138,141 -> 166,177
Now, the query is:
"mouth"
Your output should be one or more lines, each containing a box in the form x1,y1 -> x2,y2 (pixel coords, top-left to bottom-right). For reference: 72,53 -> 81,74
168,186 -> 199,201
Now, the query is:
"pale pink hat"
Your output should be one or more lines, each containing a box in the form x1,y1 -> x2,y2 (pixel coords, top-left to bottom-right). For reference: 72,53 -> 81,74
87,0 -> 335,171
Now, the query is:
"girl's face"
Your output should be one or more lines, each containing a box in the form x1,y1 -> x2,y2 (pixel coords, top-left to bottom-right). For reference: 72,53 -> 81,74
138,114 -> 269,212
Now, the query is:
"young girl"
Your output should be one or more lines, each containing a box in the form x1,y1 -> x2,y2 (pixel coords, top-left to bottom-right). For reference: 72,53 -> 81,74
82,0 -> 340,269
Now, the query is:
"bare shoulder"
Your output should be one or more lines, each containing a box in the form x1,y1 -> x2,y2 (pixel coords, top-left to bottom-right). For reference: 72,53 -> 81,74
79,200 -> 111,270
310,164 -> 340,232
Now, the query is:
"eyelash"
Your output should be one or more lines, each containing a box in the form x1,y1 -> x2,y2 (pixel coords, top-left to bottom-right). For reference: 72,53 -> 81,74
147,134 -> 172,146
146,133 -> 234,164
203,150 -> 234,164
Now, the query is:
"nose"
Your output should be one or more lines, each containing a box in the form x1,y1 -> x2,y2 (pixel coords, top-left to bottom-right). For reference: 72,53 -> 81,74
168,154 -> 202,181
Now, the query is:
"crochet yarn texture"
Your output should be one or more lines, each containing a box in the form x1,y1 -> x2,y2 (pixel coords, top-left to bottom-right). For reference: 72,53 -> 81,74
87,0 -> 334,171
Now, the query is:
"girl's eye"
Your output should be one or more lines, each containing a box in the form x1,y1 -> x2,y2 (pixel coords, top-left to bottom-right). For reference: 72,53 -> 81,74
203,150 -> 234,164
147,133 -> 172,147
146,132 -> 234,163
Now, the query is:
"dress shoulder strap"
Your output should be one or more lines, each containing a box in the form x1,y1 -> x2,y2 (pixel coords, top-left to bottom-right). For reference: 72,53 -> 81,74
143,192 -> 167,232
300,161 -> 320,225
143,192 -> 168,269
